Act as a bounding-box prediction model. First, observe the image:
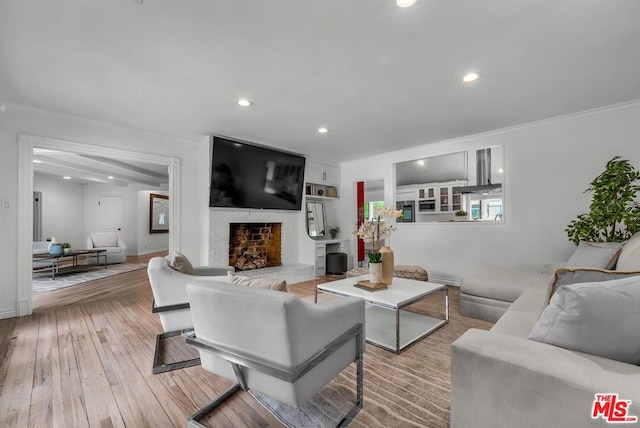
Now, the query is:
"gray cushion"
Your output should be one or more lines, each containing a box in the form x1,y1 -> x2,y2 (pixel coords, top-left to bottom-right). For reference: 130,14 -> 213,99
461,268 -> 549,303
566,241 -> 623,269
549,267 -> 640,300
528,275 -> 640,365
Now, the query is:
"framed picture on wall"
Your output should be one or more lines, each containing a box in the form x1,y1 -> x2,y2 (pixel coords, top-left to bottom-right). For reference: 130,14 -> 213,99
150,193 -> 169,233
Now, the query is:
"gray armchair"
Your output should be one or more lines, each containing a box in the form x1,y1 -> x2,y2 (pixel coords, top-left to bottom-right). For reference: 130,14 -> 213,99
147,256 -> 233,373
185,280 -> 365,427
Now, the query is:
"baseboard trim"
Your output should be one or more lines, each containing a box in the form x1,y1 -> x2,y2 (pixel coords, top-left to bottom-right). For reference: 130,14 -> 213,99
135,248 -> 169,256
0,307 -> 18,320
430,275 -> 461,287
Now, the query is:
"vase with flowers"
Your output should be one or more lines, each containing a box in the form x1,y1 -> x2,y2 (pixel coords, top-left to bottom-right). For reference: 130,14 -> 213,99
355,206 -> 403,284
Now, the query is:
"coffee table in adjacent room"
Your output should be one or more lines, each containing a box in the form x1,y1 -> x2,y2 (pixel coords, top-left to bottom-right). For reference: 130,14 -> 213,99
316,276 -> 449,354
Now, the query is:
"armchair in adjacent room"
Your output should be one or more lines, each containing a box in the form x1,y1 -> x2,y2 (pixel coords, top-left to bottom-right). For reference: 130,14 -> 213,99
184,280 -> 365,427
86,232 -> 127,264
146,255 -> 234,373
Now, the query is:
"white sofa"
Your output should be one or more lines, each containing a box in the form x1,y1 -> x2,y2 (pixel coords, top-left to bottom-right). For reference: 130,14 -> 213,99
86,232 -> 127,264
451,235 -> 640,427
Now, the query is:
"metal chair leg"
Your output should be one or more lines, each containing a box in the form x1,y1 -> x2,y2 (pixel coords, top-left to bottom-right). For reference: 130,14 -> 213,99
152,329 -> 201,374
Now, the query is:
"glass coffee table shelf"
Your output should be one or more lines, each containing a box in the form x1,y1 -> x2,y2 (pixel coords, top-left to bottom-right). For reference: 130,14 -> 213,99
316,276 -> 449,354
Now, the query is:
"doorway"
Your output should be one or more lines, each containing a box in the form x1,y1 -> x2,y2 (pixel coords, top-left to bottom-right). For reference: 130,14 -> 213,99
17,133 -> 181,317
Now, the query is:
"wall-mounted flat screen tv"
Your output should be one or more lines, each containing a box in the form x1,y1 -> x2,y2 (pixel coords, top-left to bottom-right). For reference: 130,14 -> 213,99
209,136 -> 306,210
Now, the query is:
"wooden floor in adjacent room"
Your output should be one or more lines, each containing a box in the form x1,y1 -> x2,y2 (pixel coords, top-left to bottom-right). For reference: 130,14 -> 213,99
0,254 -> 492,427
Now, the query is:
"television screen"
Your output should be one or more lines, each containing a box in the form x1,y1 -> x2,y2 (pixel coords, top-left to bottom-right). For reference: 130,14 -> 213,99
209,136 -> 306,210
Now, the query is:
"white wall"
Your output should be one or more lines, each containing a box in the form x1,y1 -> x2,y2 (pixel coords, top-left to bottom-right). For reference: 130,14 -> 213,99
83,183 -> 170,255
340,102 -> 640,285
33,175 -> 86,248
0,104 -> 208,319
137,190 -> 169,254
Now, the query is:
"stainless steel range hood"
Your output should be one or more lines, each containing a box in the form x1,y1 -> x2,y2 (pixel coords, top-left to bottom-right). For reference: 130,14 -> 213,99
460,148 -> 502,194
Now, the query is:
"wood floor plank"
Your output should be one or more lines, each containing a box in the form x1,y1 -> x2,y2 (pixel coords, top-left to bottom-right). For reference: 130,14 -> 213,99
55,307 -> 91,428
0,315 -> 40,427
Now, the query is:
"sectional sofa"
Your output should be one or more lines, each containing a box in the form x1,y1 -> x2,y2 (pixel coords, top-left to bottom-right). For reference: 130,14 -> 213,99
451,234 -> 640,427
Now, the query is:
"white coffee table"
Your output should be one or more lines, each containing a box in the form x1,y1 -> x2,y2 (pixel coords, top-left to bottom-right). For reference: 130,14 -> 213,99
316,276 -> 449,353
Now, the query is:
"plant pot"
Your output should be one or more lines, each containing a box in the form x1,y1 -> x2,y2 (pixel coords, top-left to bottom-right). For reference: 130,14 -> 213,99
63,248 -> 71,255
369,262 -> 383,284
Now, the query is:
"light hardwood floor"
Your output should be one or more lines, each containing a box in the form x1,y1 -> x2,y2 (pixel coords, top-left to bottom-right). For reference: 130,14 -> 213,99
1,255 -> 491,427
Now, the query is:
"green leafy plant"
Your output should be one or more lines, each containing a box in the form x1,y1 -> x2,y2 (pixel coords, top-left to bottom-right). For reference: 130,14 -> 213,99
329,226 -> 339,238
565,156 -> 640,244
368,252 -> 382,263
455,210 -> 467,217
62,242 -> 71,249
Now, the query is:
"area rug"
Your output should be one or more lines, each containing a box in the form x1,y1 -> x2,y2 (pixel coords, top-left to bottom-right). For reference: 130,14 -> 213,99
32,263 -> 147,292
251,385 -> 355,428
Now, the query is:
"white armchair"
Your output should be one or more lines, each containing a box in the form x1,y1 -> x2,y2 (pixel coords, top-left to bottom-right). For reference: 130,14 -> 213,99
86,232 -> 127,264
184,280 -> 365,427
147,256 -> 233,373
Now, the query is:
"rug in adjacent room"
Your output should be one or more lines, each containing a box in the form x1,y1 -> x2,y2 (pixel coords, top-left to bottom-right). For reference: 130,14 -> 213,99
32,263 -> 147,292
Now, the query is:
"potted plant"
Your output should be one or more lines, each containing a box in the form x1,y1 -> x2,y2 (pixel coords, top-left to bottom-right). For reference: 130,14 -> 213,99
329,226 -> 339,239
566,156 -> 640,244
355,206 -> 403,284
62,242 -> 72,254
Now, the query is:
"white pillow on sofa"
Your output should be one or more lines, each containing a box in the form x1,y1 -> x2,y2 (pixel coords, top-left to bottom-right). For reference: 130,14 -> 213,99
528,275 -> 640,365
566,241 -> 623,269
617,232 -> 640,271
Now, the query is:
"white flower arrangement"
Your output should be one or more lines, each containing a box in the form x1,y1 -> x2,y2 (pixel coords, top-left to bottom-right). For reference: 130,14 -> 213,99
355,205 -> 403,263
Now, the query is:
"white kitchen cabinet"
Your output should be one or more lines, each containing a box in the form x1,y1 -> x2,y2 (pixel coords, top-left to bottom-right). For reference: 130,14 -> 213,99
305,161 -> 340,199
306,161 -> 340,186
417,181 -> 466,213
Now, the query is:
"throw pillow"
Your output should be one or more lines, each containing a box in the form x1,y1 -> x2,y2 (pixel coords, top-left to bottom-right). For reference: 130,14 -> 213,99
170,252 -> 195,275
528,275 -> 640,365
548,267 -> 640,301
617,232 -> 640,271
228,272 -> 289,292
566,241 -> 623,269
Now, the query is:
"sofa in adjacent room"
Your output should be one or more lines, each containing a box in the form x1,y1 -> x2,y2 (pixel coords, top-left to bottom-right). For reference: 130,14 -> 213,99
451,234 -> 640,427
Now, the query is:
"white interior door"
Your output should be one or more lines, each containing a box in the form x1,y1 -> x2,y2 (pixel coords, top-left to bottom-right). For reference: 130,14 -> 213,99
97,195 -> 123,233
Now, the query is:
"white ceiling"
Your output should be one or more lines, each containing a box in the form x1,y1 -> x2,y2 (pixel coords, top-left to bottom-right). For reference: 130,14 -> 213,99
32,149 -> 169,186
1,1 -> 639,164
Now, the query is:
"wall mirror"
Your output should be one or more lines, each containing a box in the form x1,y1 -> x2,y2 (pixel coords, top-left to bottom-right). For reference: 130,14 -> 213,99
306,200 -> 327,239
394,145 -> 504,223
150,193 -> 169,233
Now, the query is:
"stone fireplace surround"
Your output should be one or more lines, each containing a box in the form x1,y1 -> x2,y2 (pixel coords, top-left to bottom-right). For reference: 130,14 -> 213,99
209,208 -> 315,284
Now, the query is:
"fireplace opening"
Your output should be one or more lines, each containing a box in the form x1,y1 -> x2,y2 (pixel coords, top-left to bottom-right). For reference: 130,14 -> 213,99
229,223 -> 282,271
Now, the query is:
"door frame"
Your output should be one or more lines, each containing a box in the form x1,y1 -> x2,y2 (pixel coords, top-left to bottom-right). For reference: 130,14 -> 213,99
17,133 -> 181,316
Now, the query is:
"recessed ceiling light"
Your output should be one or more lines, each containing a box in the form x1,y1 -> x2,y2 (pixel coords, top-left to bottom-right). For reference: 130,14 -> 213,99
397,0 -> 417,8
417,160 -> 425,166
237,98 -> 253,107
108,176 -> 114,179
33,159 -> 42,163
462,72 -> 481,83
63,176 -> 71,180
318,127 -> 328,134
